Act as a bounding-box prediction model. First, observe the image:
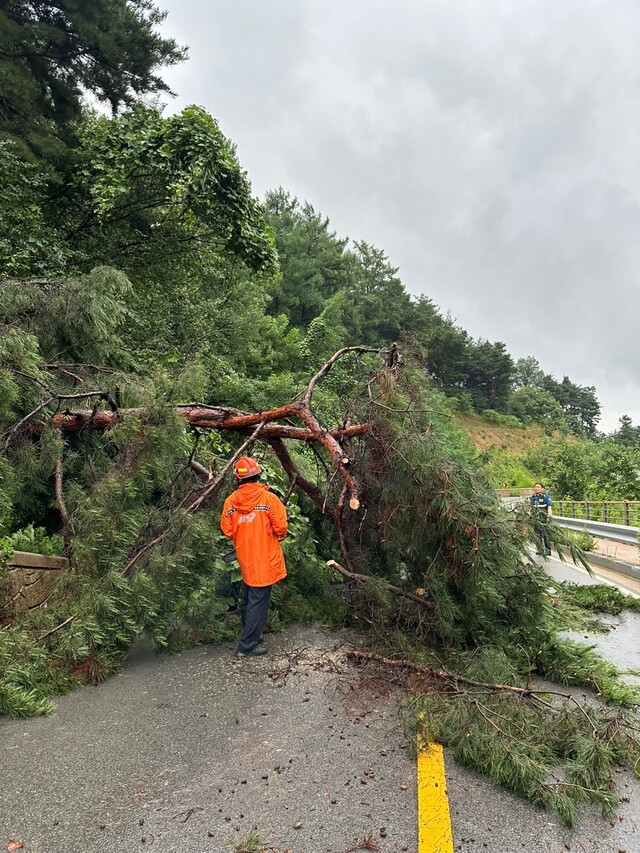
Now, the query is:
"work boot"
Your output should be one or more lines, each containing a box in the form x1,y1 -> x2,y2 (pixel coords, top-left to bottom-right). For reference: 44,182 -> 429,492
235,644 -> 267,658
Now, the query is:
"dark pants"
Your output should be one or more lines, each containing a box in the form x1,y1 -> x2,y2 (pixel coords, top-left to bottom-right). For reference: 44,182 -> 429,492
237,583 -> 272,653
533,514 -> 552,555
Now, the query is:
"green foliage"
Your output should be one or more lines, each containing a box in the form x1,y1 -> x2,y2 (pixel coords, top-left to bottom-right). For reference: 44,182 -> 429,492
527,435 -> 640,501
0,326 -> 46,421
513,356 -> 546,390
508,385 -> 565,428
542,375 -> 601,438
0,69 -> 629,827
466,340 -> 514,412
264,188 -> 357,329
537,636 -> 640,706
0,621 -> 79,716
348,240 -> 413,345
612,414 -> 640,448
563,529 -> 596,552
0,383 -> 333,710
1,267 -> 133,364
0,524 -> 63,557
553,582 -> 640,617
338,363 -> 551,654
421,318 -> 470,394
508,358 -> 601,437
526,437 -> 596,500
0,0 -> 185,146
232,831 -> 264,853
65,105 -> 277,277
0,141 -> 68,275
413,677 -> 638,827
481,410 -> 522,428
479,447 -> 537,490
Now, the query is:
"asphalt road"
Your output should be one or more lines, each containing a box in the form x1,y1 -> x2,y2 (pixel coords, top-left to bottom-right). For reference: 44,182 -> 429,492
2,626 -> 417,853
2,555 -> 639,853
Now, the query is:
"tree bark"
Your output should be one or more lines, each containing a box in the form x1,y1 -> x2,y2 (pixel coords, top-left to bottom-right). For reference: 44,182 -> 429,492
49,407 -> 371,441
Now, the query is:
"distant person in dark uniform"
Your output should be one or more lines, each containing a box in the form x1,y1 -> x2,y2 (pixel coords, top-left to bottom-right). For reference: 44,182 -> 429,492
530,482 -> 553,556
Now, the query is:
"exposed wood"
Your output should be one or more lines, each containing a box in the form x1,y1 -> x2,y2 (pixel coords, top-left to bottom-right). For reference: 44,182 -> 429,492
22,348 -> 385,531
296,407 -> 361,510
13,347 -> 390,642
43,364 -> 84,383
234,423 -> 371,441
51,409 -> 129,432
334,487 -> 356,572
188,459 -> 210,481
55,453 -> 69,528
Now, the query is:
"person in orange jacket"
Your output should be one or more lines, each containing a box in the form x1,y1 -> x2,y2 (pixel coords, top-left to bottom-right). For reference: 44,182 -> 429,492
220,456 -> 288,657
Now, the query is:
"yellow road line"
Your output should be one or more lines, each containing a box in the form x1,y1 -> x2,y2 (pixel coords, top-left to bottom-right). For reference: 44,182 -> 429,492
417,739 -> 454,853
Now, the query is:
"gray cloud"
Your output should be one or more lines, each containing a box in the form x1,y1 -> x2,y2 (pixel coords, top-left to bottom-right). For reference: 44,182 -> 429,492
158,0 -> 640,430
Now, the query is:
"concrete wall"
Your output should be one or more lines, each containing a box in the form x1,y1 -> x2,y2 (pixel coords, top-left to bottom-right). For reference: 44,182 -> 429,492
0,551 -> 69,618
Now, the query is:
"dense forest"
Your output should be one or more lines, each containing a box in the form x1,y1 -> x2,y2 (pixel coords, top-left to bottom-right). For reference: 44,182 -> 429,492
1,0 -> 639,826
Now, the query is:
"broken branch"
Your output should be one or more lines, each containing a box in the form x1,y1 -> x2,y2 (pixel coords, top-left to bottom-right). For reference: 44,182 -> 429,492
327,560 -> 434,610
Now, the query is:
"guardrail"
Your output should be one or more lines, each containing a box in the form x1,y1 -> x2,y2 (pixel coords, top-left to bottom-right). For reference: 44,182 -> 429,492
498,500 -> 640,547
553,516 -> 639,546
553,500 -> 640,528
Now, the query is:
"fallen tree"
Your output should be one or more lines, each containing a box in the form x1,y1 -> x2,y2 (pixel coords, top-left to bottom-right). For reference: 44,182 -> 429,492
7,345 -> 389,569
1,341 -> 638,826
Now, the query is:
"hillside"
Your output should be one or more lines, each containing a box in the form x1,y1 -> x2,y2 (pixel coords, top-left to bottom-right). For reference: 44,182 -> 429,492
455,414 -> 555,488
457,414 -> 546,453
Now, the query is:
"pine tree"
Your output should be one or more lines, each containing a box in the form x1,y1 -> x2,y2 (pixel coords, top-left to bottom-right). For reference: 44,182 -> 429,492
0,0 -> 185,150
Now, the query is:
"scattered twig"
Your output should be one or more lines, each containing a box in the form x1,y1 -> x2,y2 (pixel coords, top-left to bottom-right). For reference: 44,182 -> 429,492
172,807 -> 203,823
344,835 -> 380,852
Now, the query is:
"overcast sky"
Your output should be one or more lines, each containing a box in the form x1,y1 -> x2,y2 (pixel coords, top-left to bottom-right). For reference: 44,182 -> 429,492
157,0 -> 640,432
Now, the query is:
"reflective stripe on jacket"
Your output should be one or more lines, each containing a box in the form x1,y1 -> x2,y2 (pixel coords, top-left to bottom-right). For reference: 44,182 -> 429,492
530,493 -> 552,516
220,482 -> 288,587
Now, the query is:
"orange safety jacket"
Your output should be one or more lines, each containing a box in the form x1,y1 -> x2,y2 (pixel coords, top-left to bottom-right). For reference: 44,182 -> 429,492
220,482 -> 288,587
